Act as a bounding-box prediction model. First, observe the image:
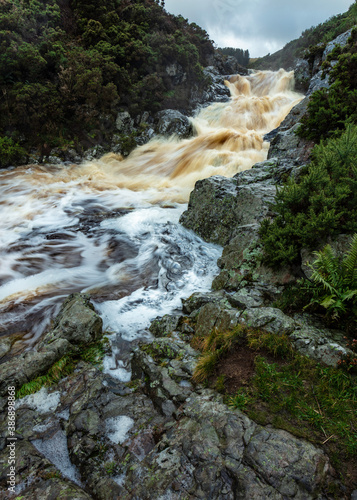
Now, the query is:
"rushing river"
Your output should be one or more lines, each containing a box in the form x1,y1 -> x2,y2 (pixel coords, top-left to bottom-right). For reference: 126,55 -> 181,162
0,69 -> 303,373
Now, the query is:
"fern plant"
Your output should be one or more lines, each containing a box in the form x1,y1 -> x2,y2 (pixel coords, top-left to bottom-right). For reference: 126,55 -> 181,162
304,233 -> 357,319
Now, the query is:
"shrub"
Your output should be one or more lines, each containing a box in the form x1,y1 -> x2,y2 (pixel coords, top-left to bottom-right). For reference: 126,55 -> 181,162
0,136 -> 26,167
260,124 -> 357,267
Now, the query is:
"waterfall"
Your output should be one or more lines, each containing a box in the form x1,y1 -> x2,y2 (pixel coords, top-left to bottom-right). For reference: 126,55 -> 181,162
0,70 -> 303,360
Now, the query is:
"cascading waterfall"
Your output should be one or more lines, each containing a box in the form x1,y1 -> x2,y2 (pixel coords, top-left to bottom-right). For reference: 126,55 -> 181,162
0,70 -> 303,371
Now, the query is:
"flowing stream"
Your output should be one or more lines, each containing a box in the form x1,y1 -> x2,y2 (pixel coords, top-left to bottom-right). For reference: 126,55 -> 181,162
0,69 -> 303,371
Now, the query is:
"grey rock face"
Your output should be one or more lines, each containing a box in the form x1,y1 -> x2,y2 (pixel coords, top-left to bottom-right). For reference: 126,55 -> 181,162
116,111 -> 135,134
294,58 -> 310,92
0,293 -> 102,396
180,162 -> 277,247
322,29 -> 352,61
155,109 -> 194,139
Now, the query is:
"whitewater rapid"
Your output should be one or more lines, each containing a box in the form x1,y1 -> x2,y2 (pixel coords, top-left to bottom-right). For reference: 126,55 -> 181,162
0,69 -> 303,368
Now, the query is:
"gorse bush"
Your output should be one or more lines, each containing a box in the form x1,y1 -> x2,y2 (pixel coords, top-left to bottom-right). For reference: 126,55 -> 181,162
259,124 -> 357,267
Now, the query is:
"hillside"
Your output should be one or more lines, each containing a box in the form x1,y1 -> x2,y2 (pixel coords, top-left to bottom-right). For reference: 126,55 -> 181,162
250,1 -> 357,70
0,0 -> 218,162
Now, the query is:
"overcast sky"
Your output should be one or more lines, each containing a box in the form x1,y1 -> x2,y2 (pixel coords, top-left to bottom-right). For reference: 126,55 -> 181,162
164,0 -> 354,57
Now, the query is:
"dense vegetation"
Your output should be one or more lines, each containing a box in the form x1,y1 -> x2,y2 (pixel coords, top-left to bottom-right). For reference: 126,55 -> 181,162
218,47 -> 250,67
0,0 -> 214,162
297,28 -> 357,141
260,125 -> 357,267
250,1 -> 357,70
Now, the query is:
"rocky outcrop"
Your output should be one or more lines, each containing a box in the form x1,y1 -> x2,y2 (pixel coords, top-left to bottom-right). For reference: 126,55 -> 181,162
155,109 -> 194,139
0,293 -> 102,396
0,326 -> 338,499
180,160 -> 279,247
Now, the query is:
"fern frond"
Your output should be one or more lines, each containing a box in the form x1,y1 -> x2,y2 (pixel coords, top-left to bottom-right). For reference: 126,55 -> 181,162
342,233 -> 357,287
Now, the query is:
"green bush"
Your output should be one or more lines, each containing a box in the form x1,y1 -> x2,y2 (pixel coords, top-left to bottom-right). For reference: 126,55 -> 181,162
0,136 -> 26,167
259,125 -> 357,267
297,29 -> 357,141
303,234 -> 357,320
0,0 -> 214,160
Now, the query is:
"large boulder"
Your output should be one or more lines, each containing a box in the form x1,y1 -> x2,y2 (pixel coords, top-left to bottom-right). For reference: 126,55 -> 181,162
180,160 -> 277,247
155,109 -> 193,139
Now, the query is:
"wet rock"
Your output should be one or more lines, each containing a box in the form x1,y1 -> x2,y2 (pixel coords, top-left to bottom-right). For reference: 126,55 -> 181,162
290,313 -> 351,367
180,162 -> 277,246
268,123 -> 313,164
122,389 -> 334,499
181,291 -> 227,315
244,427 -> 332,498
40,293 -> 102,348
0,294 -> 103,396
155,109 -> 193,139
149,314 -> 181,337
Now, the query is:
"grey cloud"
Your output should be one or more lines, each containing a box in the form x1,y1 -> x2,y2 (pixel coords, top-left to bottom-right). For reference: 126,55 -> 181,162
164,0 -> 353,56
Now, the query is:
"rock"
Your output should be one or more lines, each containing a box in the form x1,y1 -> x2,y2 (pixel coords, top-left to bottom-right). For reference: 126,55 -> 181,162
149,314 -> 181,337
181,291 -> 226,315
322,29 -> 352,61
180,175 -> 239,245
122,390 -> 335,499
0,294 -> 102,396
240,307 -> 297,335
155,109 -> 193,139
268,123 -> 313,164
244,427 -> 332,498
306,70 -> 330,96
180,162 -> 277,246
40,293 -> 102,348
116,111 -> 134,134
165,63 -> 187,85
294,58 -> 310,93
290,313 -> 351,367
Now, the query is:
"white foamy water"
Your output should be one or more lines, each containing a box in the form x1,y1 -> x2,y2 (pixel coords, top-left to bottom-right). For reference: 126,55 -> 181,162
32,430 -> 82,486
105,415 -> 135,444
0,70 -> 303,353
15,387 -> 61,413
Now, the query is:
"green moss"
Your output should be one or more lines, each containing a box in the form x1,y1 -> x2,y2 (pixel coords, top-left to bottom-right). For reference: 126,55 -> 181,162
16,337 -> 110,398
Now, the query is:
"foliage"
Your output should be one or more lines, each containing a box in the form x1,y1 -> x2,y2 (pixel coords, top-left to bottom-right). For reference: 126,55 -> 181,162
251,1 -> 357,70
0,0 -> 214,161
297,28 -> 357,141
0,136 -> 26,167
218,47 -> 250,67
259,124 -> 357,267
302,234 -> 357,320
